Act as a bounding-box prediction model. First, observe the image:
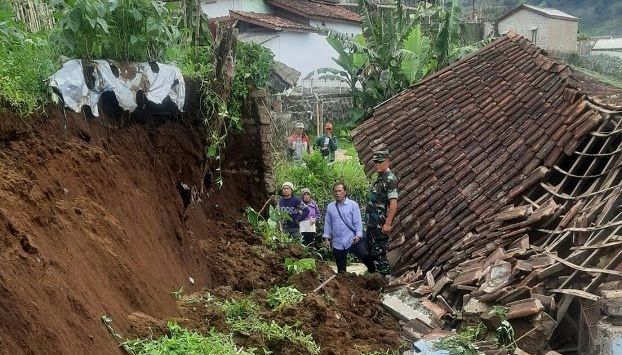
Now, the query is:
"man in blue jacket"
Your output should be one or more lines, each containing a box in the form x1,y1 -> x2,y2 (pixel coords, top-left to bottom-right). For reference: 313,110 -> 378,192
323,182 -> 376,274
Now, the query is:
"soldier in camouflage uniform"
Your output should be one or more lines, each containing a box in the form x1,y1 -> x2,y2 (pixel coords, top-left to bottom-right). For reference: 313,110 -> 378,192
366,150 -> 399,275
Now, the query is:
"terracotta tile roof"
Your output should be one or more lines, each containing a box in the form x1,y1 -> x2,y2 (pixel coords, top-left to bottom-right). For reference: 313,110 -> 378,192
208,15 -> 237,27
229,11 -> 315,32
266,0 -> 361,23
352,31 -> 604,274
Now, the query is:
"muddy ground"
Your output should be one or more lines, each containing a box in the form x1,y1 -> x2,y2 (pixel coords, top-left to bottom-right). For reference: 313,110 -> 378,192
0,102 -> 403,354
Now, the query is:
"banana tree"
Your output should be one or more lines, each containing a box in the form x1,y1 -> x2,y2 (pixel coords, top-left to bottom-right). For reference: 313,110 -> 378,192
326,34 -> 368,105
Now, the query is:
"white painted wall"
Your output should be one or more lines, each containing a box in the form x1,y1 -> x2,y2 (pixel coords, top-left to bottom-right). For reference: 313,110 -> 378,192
201,0 -> 271,17
259,31 -> 348,79
201,1 -> 362,83
498,8 -> 578,53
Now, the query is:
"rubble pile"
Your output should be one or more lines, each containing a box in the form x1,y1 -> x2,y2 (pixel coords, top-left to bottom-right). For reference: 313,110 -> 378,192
354,31 -> 622,353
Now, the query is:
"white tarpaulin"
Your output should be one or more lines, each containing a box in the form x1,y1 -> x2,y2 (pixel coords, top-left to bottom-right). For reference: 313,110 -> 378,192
49,59 -> 185,117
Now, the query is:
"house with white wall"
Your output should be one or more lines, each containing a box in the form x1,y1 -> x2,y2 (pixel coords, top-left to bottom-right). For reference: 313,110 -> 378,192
497,4 -> 579,53
202,0 -> 362,83
592,38 -> 622,59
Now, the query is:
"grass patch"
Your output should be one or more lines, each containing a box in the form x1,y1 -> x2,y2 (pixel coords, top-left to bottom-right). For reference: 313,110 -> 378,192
266,286 -> 305,310
122,322 -> 254,355
216,297 -> 320,354
572,66 -> 622,89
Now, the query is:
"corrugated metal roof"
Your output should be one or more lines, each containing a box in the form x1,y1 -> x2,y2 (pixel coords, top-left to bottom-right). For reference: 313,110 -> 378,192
593,38 -> 622,51
499,4 -> 579,22
523,4 -> 579,20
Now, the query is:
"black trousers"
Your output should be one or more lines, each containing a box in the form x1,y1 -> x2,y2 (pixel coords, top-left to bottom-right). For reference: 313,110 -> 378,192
333,240 -> 376,274
301,232 -> 315,246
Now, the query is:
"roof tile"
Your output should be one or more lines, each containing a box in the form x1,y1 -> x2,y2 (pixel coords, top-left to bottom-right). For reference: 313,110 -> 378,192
267,0 -> 361,23
353,33 -> 605,274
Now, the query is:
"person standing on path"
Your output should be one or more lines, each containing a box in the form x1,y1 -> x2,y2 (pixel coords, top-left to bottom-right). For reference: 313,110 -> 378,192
366,150 -> 399,276
323,182 -> 376,274
278,182 -> 309,239
287,122 -> 310,161
299,188 -> 320,247
315,122 -> 338,163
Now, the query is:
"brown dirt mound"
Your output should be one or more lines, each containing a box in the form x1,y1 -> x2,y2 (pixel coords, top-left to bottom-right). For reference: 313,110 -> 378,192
0,101 -> 404,354
0,103 -> 264,354
129,260 -> 404,355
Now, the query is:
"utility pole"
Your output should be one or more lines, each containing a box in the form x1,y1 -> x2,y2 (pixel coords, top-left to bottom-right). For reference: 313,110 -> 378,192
472,0 -> 476,21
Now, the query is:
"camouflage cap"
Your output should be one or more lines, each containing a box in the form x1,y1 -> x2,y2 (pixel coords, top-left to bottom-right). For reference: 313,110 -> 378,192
372,150 -> 390,162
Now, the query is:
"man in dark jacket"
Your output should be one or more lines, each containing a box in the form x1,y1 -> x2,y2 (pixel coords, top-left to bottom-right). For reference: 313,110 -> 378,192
315,122 -> 338,163
278,181 -> 309,239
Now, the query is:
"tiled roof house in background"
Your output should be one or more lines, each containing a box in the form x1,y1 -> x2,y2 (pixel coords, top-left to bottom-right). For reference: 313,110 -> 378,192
202,0 -> 361,83
497,4 -> 579,53
353,32 -> 622,333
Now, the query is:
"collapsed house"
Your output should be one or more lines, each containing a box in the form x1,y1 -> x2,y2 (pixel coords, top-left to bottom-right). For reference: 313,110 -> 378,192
353,31 -> 622,353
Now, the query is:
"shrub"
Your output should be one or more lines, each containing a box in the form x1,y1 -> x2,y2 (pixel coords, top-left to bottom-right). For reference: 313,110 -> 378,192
0,10 -> 57,115
246,205 -> 294,249
54,0 -> 179,62
266,286 -> 305,309
122,322 -> 254,355
214,297 -> 320,354
284,258 -> 316,275
567,53 -> 622,80
275,151 -> 370,212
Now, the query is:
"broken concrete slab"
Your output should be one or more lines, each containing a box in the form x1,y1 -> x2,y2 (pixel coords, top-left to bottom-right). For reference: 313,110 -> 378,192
601,290 -> 622,317
382,289 -> 441,327
589,318 -> 622,355
402,318 -> 435,340
463,298 -> 491,316
382,294 -> 433,324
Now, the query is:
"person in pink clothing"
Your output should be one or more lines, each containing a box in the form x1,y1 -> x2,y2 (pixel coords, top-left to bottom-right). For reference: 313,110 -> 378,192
287,122 -> 310,160
299,188 -> 320,246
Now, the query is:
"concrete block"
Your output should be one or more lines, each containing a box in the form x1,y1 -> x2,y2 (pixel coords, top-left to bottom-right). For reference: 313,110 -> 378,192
463,298 -> 491,316
382,295 -> 433,325
590,318 -> 622,355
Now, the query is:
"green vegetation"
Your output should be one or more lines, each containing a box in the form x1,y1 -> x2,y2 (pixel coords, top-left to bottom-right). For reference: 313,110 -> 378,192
217,297 -> 320,354
202,42 -> 274,182
573,67 -> 622,90
434,307 -> 517,354
55,0 -> 178,61
246,205 -> 294,249
284,258 -> 317,276
267,286 -> 305,310
326,0 -> 482,121
275,150 -> 370,209
220,298 -> 261,321
0,7 -> 57,116
565,53 -> 622,88
434,323 -> 486,355
122,322 -> 254,355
